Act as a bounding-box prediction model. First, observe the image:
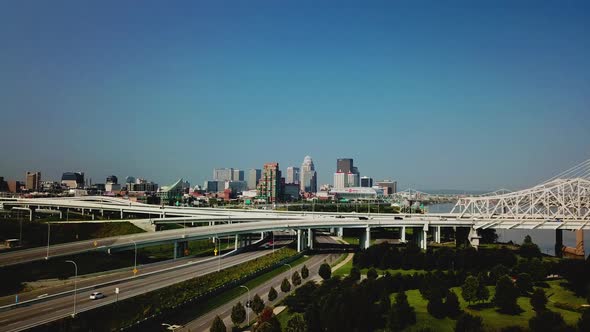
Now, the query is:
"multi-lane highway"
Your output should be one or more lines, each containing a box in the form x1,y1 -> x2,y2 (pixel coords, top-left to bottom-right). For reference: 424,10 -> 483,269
0,248 -> 279,332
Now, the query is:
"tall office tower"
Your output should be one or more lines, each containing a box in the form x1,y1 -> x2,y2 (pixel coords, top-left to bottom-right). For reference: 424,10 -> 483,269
300,156 -> 317,193
347,172 -> 359,187
333,172 -> 348,189
337,158 -> 353,173
25,171 -> 41,191
360,176 -> 373,188
376,180 -> 397,195
233,169 -> 245,181
106,175 -> 118,184
61,172 -> 85,189
247,169 -> 262,190
214,168 -> 234,181
286,167 -> 300,185
257,162 -> 282,202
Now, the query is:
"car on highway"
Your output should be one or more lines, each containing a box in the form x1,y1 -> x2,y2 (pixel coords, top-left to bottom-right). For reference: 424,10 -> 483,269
89,292 -> 104,300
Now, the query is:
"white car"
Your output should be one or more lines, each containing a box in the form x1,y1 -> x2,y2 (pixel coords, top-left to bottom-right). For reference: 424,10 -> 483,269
89,292 -> 104,300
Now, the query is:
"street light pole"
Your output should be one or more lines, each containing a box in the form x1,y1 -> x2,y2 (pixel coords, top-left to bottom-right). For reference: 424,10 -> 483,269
45,222 -> 51,260
217,236 -> 221,272
284,263 -> 293,275
239,285 -> 251,323
131,240 -> 137,274
65,260 -> 78,317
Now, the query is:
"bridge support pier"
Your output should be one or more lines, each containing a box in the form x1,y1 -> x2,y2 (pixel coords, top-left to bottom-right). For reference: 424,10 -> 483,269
555,230 -> 564,258
235,234 -> 239,250
120,209 -> 123,219
297,229 -> 303,252
431,226 -> 441,243
401,226 -> 406,243
468,227 -> 481,249
174,240 -> 188,259
416,226 -> 428,250
359,227 -> 371,249
337,227 -> 344,238
307,228 -> 314,250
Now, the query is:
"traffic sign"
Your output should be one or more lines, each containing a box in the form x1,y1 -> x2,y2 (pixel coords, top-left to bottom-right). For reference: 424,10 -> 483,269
133,268 -> 138,275
115,287 -> 119,294
214,248 -> 218,256
93,241 -> 98,247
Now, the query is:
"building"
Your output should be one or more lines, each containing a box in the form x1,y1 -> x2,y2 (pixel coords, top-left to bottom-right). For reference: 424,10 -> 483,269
0,177 -> 9,192
247,169 -> 262,190
300,156 -> 317,193
204,180 -> 218,193
330,187 -> 384,200
283,183 -> 300,201
61,172 -> 85,189
257,162 -> 282,202
7,180 -> 22,193
376,180 -> 397,195
129,181 -> 158,192
233,169 -> 244,181
360,176 -> 373,187
337,158 -> 354,173
25,172 -> 41,191
214,168 -> 234,181
125,176 -> 136,184
158,178 -> 185,205
106,175 -> 118,184
333,172 -> 348,189
286,167 -> 300,185
347,172 -> 359,187
228,181 -> 248,193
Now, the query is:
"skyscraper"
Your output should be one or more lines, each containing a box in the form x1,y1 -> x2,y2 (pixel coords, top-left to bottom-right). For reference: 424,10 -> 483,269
337,158 -> 353,173
233,169 -> 244,181
247,169 -> 262,190
286,167 -> 300,185
213,168 -> 234,181
25,171 -> 41,191
360,176 -> 373,187
257,163 -> 282,202
333,172 -> 348,189
300,156 -> 317,193
347,172 -> 359,187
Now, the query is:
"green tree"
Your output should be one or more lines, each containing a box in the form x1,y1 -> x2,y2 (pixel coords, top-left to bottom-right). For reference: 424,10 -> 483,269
476,274 -> 490,303
516,273 -> 533,295
281,277 -> 292,293
349,267 -> 361,281
388,292 -> 417,330
461,275 -> 479,304
529,310 -> 568,332
455,312 -> 484,332
292,271 -> 302,286
285,313 -> 307,332
319,262 -> 331,280
268,286 -> 278,302
494,275 -> 521,314
367,267 -> 378,280
251,294 -> 265,315
210,315 -> 227,332
445,290 -> 462,319
427,296 -> 446,319
530,288 -> 547,313
490,264 -> 511,284
520,235 -> 542,258
231,302 -> 246,327
301,265 -> 309,279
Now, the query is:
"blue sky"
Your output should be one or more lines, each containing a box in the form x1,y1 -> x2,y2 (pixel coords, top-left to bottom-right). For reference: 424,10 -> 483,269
1,1 -> 589,191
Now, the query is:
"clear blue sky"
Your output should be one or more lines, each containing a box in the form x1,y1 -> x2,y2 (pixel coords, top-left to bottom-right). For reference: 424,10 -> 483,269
1,0 -> 589,191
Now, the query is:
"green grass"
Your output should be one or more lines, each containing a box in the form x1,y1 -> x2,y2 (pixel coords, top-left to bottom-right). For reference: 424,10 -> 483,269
399,281 -> 584,331
329,253 -> 348,267
276,307 -> 293,329
332,259 -> 433,278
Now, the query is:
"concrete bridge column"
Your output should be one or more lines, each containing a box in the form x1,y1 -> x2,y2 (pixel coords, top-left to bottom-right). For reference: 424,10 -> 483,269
431,226 -> 441,243
359,227 -> 371,249
307,228 -> 314,250
120,209 -> 123,219
235,234 -> 239,250
174,240 -> 188,259
401,226 -> 406,243
468,227 -> 481,249
555,229 -> 564,258
29,208 -> 34,221
297,229 -> 303,252
416,226 -> 428,250
337,227 -> 344,237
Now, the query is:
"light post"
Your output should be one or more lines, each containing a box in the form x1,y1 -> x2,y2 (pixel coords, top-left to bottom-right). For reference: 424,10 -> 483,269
284,263 -> 293,275
239,285 -> 251,323
45,222 -> 51,260
131,240 -> 137,274
65,260 -> 78,317
217,236 -> 221,272
272,231 -> 275,255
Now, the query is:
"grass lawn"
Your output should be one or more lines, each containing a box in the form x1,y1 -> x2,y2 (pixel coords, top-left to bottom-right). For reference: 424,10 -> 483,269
399,281 -> 584,331
332,259 -> 434,278
276,307 -> 293,329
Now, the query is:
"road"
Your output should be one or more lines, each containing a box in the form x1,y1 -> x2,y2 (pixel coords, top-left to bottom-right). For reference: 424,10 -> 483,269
180,236 -> 342,332
0,249 -> 279,332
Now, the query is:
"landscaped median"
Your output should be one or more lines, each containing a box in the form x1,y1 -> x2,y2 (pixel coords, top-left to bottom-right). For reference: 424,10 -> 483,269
29,247 -> 300,332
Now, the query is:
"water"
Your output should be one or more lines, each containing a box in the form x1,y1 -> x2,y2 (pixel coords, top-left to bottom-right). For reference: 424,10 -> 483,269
427,203 -> 588,257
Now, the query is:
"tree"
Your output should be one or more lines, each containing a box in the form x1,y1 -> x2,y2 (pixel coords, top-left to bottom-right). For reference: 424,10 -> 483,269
455,313 -> 484,332
319,262 -> 331,280
530,288 -> 547,313
445,290 -> 462,319
490,264 -> 511,284
268,286 -> 278,302
388,292 -> 417,330
285,313 -> 307,332
367,267 -> 378,280
529,310 -> 568,332
577,309 -> 590,332
494,275 -> 521,314
210,315 -> 227,332
251,294 -> 265,315
292,271 -> 302,286
349,267 -> 361,281
476,274 -> 490,303
427,296 -> 446,319
254,307 -> 281,332
301,265 -> 309,279
520,235 -> 542,258
516,273 -> 533,295
231,302 -> 246,327
281,277 -> 292,293
461,275 -> 479,304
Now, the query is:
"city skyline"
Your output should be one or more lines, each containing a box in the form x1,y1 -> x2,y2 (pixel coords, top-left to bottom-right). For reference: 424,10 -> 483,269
1,1 -> 589,191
